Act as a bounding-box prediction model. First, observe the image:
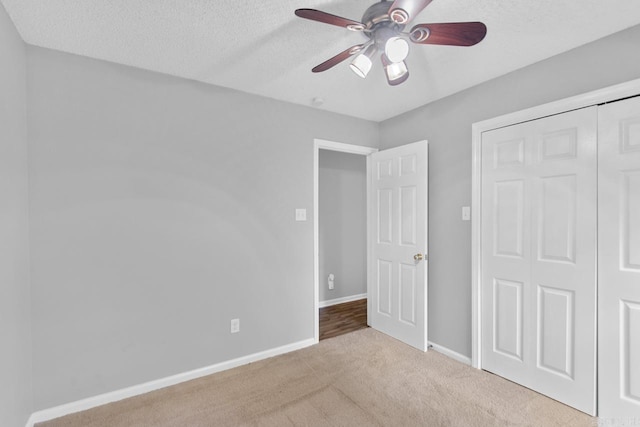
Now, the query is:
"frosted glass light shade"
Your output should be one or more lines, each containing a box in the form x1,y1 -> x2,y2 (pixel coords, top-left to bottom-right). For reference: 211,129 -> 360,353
385,60 -> 408,81
384,37 -> 409,63
350,53 -> 373,78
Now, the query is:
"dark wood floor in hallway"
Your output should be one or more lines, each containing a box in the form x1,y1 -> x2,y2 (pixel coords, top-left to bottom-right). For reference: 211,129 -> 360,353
319,298 -> 368,340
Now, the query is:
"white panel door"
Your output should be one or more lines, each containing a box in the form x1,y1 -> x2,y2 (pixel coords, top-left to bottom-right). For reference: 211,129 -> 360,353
481,107 -> 597,415
598,96 -> 640,418
368,141 -> 428,351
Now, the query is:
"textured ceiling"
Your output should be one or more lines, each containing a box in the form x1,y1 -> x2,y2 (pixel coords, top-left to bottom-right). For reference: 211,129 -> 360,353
3,0 -> 640,121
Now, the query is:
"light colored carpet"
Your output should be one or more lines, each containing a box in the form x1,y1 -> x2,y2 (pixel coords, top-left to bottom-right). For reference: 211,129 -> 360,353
37,329 -> 596,426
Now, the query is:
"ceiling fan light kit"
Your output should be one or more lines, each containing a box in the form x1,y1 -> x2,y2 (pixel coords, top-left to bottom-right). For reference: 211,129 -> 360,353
295,0 -> 487,86
350,45 -> 377,78
382,53 -> 409,85
384,37 -> 410,63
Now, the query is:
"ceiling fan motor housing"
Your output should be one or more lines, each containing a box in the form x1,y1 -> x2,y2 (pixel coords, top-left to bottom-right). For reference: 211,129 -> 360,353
361,1 -> 406,51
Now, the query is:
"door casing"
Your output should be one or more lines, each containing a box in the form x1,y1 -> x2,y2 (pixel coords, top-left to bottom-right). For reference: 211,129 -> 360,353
313,139 -> 377,343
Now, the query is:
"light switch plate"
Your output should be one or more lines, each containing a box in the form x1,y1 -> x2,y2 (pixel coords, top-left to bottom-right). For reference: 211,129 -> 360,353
295,208 -> 307,221
230,318 -> 240,334
462,206 -> 471,221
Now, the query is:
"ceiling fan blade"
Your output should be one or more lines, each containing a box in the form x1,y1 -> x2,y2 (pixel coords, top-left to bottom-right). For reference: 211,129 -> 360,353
388,0 -> 434,24
312,45 -> 365,73
295,9 -> 365,31
410,22 -> 487,46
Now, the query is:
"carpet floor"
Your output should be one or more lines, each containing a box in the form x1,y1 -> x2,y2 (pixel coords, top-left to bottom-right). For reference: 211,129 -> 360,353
37,329 -> 596,427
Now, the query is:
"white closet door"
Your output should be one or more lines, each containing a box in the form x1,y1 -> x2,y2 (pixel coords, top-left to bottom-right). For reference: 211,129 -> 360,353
481,106 -> 597,415
598,96 -> 640,418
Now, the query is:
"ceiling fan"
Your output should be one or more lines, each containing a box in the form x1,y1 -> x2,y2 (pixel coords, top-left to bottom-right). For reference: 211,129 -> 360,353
295,0 -> 487,86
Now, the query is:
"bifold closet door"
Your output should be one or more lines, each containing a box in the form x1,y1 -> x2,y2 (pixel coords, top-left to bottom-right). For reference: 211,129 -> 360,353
481,106 -> 597,415
598,96 -> 640,417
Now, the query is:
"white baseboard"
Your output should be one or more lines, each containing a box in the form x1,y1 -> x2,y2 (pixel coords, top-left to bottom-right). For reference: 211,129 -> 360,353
319,293 -> 367,308
26,338 -> 315,427
428,341 -> 472,366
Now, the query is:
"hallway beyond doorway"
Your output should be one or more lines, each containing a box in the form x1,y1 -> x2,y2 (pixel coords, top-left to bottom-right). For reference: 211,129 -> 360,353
319,299 -> 367,341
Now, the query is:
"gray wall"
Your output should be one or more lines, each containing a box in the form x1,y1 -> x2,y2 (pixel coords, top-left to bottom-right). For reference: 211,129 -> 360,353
379,24 -> 640,358
319,150 -> 367,303
26,46 -> 378,410
0,3 -> 33,426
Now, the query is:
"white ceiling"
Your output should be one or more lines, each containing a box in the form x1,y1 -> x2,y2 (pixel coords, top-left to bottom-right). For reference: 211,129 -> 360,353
3,0 -> 640,122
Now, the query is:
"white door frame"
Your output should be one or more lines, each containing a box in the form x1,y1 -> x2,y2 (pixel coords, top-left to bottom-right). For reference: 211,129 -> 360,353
313,139 -> 378,343
471,77 -> 640,369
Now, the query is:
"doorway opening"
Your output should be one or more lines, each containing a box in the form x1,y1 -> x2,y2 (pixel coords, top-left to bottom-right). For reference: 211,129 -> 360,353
313,140 -> 377,343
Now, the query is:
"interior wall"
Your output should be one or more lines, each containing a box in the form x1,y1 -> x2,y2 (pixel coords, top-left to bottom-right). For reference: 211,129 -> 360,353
0,3 -> 33,426
379,23 -> 640,358
318,150 -> 367,303
26,46 -> 379,410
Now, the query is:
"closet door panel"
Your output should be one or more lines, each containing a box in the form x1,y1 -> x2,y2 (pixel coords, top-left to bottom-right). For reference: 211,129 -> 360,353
481,126 -> 532,386
529,109 -> 597,414
481,106 -> 597,415
598,96 -> 640,418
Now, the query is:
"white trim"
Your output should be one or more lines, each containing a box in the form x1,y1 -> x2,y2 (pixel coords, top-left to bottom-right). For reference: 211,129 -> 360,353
366,154 -> 373,327
473,77 -> 640,135
25,338 -> 315,427
428,341 -> 472,366
471,77 -> 640,369
25,413 -> 37,427
314,139 -> 378,156
319,293 -> 367,308
313,139 -> 377,344
471,121 -> 483,369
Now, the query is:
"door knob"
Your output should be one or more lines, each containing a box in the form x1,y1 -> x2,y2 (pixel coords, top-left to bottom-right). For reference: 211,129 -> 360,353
414,253 -> 424,261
